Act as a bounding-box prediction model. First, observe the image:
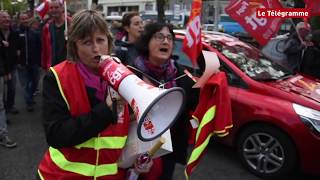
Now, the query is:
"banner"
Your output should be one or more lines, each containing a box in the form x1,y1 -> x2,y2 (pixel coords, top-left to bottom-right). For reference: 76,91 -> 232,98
182,0 -> 202,67
225,0 -> 283,45
184,72 -> 233,179
305,0 -> 320,16
35,0 -> 50,19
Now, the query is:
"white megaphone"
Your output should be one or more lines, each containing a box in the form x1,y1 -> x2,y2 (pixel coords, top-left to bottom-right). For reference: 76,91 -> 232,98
98,55 -> 185,141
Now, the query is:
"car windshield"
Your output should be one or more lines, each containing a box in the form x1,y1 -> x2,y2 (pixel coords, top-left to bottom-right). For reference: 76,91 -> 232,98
210,39 -> 291,80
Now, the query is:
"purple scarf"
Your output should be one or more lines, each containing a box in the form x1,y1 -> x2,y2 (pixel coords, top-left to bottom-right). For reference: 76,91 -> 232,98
133,56 -> 177,88
77,63 -> 107,101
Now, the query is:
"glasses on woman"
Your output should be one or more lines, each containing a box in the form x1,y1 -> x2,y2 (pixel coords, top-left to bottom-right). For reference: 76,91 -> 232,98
153,33 -> 173,42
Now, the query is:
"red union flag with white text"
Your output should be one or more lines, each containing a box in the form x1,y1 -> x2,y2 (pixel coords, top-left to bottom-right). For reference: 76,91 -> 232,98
225,0 -> 283,45
305,0 -> 320,16
182,0 -> 202,67
35,0 -> 50,19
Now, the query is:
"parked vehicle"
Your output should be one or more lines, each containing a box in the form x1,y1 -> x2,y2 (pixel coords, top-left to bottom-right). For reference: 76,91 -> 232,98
105,15 -> 122,23
105,15 -> 122,28
202,24 -> 217,31
140,11 -> 189,28
173,30 -> 320,179
218,14 -> 246,34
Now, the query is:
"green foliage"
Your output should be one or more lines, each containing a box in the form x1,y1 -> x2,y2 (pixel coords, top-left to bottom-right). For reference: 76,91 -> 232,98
1,0 -> 27,15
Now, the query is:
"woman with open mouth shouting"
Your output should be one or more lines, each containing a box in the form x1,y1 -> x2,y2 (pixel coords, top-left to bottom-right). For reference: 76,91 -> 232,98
37,9 -> 153,180
130,22 -> 199,180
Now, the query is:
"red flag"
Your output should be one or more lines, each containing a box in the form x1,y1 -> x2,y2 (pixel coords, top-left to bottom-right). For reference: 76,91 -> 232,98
225,0 -> 283,45
305,0 -> 320,16
35,0 -> 50,19
185,72 -> 233,179
182,0 -> 202,67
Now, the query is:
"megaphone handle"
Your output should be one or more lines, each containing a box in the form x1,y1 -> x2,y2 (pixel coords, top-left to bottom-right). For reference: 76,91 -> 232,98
148,137 -> 166,157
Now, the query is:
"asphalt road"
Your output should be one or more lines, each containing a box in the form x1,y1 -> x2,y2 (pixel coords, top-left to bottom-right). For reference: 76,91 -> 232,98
0,73 -> 319,180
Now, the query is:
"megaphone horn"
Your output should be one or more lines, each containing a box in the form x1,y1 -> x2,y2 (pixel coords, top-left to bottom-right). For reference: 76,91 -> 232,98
98,55 -> 185,141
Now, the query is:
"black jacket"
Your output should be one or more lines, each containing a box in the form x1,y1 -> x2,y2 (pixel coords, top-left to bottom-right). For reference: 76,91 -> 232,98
0,29 -> 19,75
132,62 -> 199,164
299,45 -> 320,79
42,71 -> 116,148
17,26 -> 42,66
113,38 -> 139,66
0,35 -> 8,76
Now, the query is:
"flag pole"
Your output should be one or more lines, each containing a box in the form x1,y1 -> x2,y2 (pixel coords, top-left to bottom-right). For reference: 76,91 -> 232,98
64,0 -> 68,41
214,0 -> 219,31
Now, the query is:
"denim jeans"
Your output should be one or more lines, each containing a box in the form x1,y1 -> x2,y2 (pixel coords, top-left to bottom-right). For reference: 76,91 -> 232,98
0,77 -> 8,138
18,65 -> 40,105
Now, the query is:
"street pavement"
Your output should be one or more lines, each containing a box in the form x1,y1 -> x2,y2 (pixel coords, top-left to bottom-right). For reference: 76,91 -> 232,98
0,73 -> 319,180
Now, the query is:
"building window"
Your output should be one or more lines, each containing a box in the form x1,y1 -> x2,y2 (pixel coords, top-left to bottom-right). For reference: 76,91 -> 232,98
145,2 -> 153,11
108,6 -> 119,16
128,6 -> 139,12
209,5 -> 214,16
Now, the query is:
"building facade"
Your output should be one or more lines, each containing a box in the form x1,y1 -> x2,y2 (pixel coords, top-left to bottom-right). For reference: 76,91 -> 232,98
99,0 -> 156,16
63,0 -> 232,24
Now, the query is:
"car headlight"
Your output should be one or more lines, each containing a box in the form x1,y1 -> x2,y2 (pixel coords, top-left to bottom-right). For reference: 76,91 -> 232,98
218,24 -> 224,32
293,103 -> 320,135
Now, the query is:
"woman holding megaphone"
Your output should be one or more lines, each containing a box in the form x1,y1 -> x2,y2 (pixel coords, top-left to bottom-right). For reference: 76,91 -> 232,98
37,10 -> 153,179
130,22 -> 199,180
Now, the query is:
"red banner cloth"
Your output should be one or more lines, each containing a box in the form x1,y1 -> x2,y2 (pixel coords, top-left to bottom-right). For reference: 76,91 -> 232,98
35,0 -> 50,19
225,0 -> 283,45
185,72 -> 233,178
182,0 -> 203,67
305,0 -> 320,16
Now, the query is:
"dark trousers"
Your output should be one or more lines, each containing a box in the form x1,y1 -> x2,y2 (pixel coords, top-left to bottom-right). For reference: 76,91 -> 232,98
17,64 -> 40,105
4,68 -> 17,109
159,155 -> 176,180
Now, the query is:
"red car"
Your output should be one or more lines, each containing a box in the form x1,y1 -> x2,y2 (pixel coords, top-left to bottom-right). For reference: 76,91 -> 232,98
173,30 -> 320,178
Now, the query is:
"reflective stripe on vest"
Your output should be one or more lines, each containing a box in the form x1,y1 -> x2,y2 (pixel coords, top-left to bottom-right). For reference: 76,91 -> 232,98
50,67 -> 70,110
48,65 -> 126,177
195,106 -> 216,141
38,169 -> 44,180
75,136 -> 127,150
49,147 -> 118,177
185,106 -> 216,180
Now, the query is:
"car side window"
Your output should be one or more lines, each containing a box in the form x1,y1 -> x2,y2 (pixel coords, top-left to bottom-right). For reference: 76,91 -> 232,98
173,40 -> 202,75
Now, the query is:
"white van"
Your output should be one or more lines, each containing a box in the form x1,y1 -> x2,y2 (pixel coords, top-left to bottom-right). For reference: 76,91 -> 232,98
105,15 -> 122,23
105,15 -> 122,29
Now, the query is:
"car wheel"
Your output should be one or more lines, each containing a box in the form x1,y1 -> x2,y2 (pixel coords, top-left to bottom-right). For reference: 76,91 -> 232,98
236,124 -> 297,178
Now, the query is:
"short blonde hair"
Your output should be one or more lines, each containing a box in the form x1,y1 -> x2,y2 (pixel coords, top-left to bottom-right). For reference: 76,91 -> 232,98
67,9 -> 113,61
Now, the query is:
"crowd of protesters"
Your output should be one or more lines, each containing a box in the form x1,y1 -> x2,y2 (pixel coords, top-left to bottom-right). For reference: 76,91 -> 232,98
0,8 -> 42,148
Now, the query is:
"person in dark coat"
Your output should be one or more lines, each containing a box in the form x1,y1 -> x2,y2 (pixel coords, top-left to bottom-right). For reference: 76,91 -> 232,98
17,17 -> 42,111
0,10 -> 17,148
0,11 -> 20,114
113,11 -> 144,65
